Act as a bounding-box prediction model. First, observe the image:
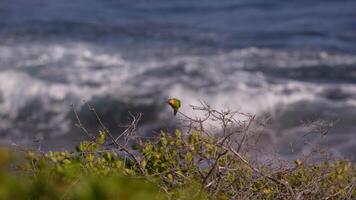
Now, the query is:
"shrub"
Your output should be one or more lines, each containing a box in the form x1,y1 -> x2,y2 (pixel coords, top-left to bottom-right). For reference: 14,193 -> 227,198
1,103 -> 355,199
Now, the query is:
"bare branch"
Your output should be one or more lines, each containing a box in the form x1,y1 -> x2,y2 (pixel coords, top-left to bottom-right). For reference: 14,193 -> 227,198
71,104 -> 95,141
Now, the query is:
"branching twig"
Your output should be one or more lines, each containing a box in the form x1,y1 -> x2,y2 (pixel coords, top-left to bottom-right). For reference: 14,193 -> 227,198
71,104 -> 95,141
82,102 -> 145,174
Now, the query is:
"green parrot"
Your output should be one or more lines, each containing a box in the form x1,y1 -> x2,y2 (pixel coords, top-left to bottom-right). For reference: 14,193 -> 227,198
167,98 -> 181,116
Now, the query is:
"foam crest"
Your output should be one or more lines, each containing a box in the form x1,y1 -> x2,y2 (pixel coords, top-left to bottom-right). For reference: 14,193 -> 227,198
1,43 -> 356,156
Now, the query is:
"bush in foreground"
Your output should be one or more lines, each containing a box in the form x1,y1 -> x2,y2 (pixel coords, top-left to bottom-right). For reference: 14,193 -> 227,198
1,103 -> 355,199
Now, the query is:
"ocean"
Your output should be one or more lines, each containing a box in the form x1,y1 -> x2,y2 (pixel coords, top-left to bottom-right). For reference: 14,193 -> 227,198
0,0 -> 356,159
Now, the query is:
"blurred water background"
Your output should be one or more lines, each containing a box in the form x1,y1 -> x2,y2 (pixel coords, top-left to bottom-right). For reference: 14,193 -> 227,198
0,0 -> 356,159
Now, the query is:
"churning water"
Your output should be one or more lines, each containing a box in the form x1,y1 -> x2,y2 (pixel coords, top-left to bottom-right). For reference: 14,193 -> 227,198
0,0 -> 356,158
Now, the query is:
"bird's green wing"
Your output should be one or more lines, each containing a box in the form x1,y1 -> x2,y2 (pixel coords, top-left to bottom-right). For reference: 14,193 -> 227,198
174,98 -> 181,109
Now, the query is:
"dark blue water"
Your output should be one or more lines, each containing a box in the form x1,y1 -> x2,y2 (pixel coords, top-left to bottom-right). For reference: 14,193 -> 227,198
0,0 -> 356,158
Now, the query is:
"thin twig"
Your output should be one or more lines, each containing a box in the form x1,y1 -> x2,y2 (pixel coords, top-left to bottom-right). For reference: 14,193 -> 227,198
71,104 -> 95,140
85,102 -> 145,174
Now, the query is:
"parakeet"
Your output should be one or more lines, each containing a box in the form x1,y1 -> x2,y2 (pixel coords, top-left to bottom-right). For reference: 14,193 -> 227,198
167,98 -> 181,116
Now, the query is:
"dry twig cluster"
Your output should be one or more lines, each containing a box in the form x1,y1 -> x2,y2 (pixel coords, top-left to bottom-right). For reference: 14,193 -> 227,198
69,102 -> 355,200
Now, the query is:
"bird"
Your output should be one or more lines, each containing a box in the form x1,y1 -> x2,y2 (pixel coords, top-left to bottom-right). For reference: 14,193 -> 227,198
167,98 -> 181,116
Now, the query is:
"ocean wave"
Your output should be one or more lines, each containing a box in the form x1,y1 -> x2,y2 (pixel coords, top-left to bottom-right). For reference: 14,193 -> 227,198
0,42 -> 356,157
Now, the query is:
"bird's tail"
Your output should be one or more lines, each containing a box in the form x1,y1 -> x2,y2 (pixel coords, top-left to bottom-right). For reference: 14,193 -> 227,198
174,109 -> 178,116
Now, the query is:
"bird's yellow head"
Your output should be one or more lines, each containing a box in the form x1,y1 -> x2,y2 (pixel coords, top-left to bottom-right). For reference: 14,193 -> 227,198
167,98 -> 181,116
168,99 -> 176,106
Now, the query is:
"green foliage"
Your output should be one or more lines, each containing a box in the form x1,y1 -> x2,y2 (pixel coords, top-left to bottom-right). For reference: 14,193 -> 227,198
0,130 -> 355,200
138,130 -> 253,198
0,149 -> 164,200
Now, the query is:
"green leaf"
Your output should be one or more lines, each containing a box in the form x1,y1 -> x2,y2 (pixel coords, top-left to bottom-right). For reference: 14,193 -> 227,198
97,130 -> 106,145
185,152 -> 193,163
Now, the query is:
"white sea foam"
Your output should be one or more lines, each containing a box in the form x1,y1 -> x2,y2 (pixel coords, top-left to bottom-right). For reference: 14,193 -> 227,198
1,42 -> 356,157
